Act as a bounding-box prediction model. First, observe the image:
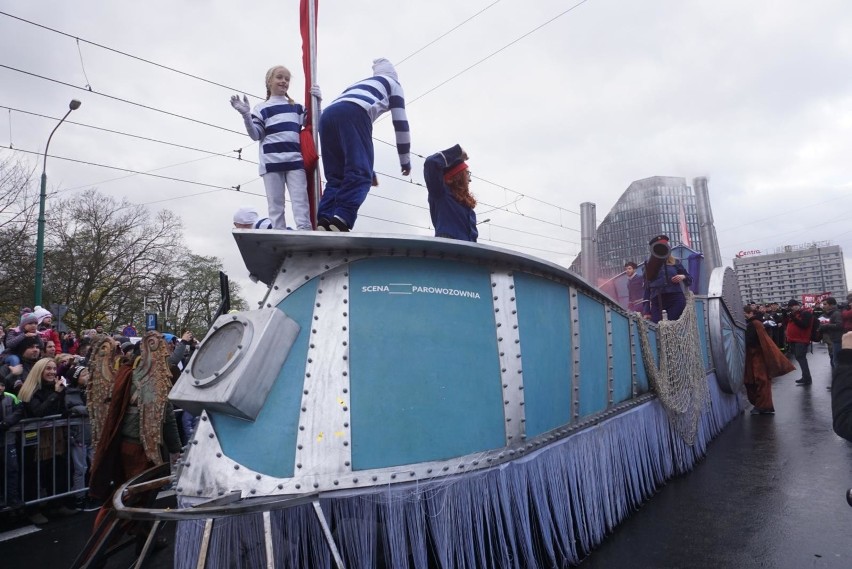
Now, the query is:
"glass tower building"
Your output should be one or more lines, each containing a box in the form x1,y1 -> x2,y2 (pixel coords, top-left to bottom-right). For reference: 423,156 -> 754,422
573,176 -> 702,279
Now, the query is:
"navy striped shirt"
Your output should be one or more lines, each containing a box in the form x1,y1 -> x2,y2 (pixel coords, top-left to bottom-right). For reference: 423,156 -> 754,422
331,75 -> 411,169
248,96 -> 306,175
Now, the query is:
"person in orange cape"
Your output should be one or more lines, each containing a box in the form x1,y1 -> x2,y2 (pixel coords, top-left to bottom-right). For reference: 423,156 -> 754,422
744,306 -> 795,414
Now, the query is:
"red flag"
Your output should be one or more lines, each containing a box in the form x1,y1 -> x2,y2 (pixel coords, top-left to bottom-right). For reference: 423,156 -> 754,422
678,202 -> 691,248
300,0 -> 319,227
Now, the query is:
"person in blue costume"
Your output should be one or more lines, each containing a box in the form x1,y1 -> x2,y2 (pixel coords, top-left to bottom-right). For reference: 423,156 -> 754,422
316,58 -> 411,232
423,144 -> 477,242
643,235 -> 693,322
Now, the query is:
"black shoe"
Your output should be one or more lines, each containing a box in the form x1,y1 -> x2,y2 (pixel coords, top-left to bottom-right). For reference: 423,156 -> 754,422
316,218 -> 331,231
329,216 -> 350,232
796,381 -> 812,386
78,497 -> 102,512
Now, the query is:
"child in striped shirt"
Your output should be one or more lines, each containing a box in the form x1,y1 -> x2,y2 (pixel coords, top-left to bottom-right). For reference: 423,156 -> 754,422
230,66 -> 318,230
316,58 -> 411,232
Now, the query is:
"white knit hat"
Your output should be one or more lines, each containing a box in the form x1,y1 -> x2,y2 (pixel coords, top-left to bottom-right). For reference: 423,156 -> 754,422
372,58 -> 399,82
32,305 -> 52,324
233,206 -> 260,225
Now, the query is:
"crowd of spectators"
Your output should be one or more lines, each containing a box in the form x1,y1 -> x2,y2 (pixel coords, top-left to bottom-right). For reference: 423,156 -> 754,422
0,306 -> 197,525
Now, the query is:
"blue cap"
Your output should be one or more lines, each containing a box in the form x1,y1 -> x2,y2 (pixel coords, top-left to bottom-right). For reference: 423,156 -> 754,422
163,333 -> 176,343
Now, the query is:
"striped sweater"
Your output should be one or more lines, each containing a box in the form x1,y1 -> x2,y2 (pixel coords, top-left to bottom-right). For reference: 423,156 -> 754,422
246,96 -> 306,175
331,74 -> 411,170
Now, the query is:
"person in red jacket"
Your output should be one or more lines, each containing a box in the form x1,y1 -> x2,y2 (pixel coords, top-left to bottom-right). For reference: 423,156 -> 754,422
841,294 -> 852,333
785,299 -> 814,386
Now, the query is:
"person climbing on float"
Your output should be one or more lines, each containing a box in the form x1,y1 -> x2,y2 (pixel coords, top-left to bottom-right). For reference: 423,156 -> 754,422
423,144 -> 478,242
315,58 -> 411,232
643,234 -> 693,323
230,66 -> 321,231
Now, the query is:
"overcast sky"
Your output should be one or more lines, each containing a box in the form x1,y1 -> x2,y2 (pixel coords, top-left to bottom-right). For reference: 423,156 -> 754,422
2,0 -> 850,304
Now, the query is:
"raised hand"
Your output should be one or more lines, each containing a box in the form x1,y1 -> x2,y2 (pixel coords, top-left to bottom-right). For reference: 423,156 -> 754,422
230,94 -> 250,115
310,84 -> 322,101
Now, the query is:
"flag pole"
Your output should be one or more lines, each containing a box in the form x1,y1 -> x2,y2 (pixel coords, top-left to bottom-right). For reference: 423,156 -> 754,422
308,0 -> 321,226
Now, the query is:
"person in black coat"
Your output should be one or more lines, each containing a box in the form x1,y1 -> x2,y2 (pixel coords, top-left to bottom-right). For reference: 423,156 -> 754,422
831,332 -> 852,441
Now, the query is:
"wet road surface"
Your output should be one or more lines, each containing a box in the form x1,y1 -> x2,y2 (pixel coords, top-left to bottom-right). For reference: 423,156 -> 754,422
582,343 -> 852,569
3,344 -> 850,568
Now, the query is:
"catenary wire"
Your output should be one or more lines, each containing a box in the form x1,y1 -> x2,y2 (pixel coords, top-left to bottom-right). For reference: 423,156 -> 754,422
3,16 -> 583,224
5,147 -> 262,197
0,11 -> 264,99
405,0 -> 591,105
0,64 -> 246,136
395,1 -> 505,66
1,105 -> 258,165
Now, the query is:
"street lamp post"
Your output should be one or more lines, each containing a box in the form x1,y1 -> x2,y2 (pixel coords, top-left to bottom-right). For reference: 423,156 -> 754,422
34,99 -> 81,306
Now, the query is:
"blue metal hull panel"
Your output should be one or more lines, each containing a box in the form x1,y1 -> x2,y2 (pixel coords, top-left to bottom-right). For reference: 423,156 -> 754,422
633,325 -> 650,394
513,272 -> 573,437
578,293 -> 609,417
611,312 -> 633,404
209,280 -> 318,478
348,258 -> 505,469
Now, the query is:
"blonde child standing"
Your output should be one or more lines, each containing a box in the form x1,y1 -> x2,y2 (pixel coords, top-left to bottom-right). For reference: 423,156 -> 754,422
230,66 -> 319,230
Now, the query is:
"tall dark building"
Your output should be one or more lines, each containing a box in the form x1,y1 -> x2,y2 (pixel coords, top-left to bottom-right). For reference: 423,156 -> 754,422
573,176 -> 703,279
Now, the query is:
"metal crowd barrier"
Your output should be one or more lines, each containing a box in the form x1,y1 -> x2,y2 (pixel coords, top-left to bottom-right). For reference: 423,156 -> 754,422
0,415 -> 91,510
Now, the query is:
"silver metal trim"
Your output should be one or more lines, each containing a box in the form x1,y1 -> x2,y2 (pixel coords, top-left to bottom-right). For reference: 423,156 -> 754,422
491,271 -> 525,444
313,500 -> 346,569
295,265 -> 352,490
266,251 -> 366,306
605,306 -> 614,406
570,286 -> 580,421
708,267 -> 746,394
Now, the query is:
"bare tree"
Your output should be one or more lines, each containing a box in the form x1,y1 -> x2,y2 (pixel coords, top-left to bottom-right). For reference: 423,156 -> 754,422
146,253 -> 249,335
44,190 -> 182,332
0,156 -> 39,319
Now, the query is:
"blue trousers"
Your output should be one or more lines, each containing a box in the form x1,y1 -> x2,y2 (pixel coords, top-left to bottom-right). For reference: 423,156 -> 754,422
650,292 -> 686,323
318,102 -> 373,229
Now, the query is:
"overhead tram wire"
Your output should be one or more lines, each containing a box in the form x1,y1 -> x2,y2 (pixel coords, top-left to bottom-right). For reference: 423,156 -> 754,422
0,65 -> 246,136
405,0 -> 591,106
55,153 -> 233,196
6,147 -> 264,198
1,105 -> 258,166
4,11 -> 582,229
370,170 -> 579,232
372,147 -> 580,226
0,11 -> 264,99
4,145 -> 579,256
394,0 -> 505,66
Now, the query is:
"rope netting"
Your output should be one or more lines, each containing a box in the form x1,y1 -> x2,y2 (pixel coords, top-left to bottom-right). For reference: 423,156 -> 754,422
635,291 -> 709,445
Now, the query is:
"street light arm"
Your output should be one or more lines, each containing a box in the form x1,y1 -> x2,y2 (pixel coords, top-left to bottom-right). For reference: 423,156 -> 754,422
42,108 -> 74,175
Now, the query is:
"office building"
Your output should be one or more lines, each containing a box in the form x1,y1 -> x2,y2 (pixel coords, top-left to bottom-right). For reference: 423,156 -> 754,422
733,242 -> 847,304
572,176 -> 702,279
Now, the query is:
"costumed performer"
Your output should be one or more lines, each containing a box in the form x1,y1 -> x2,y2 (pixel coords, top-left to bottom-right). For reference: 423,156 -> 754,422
423,144 -> 477,242
230,65 -> 321,230
316,58 -> 411,232
744,306 -> 795,415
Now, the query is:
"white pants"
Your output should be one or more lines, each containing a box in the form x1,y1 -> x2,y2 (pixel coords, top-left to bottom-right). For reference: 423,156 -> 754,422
262,169 -> 312,230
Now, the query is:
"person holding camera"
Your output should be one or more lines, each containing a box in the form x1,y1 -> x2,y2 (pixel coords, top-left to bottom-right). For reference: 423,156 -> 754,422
642,235 -> 693,323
